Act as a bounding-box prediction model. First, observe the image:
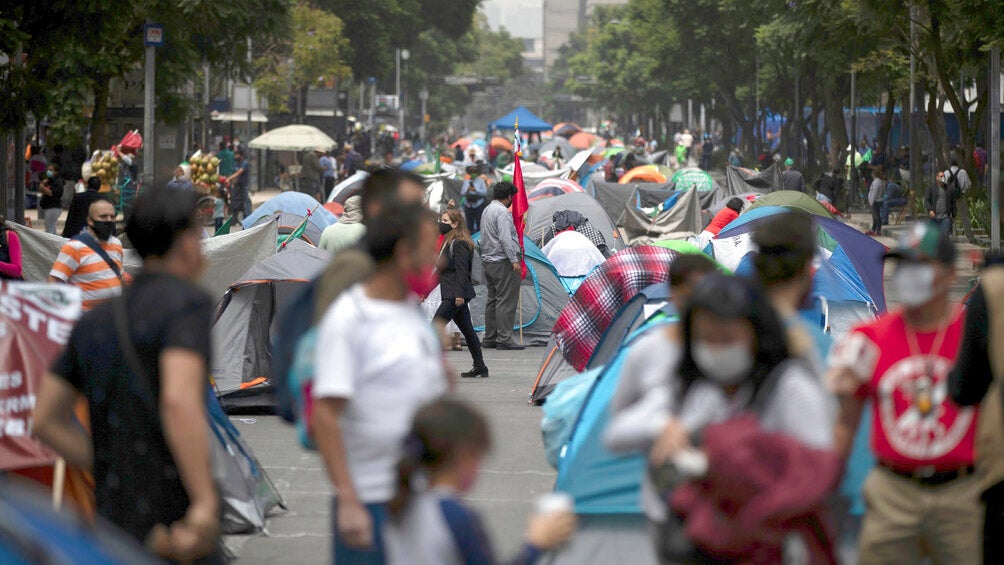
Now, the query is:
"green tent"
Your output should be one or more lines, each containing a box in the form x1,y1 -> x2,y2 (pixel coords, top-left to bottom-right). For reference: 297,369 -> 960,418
671,167 -> 714,192
650,240 -> 731,274
748,190 -> 834,218
603,146 -> 626,158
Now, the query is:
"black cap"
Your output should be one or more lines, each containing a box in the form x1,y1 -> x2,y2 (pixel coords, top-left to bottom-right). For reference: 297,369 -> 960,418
884,221 -> 957,266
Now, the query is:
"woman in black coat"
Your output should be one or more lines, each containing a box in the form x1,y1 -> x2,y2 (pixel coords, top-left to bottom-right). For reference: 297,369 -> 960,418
436,208 -> 488,378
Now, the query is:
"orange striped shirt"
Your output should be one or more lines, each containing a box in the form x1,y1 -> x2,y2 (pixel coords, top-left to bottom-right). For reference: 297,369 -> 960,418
49,236 -> 126,310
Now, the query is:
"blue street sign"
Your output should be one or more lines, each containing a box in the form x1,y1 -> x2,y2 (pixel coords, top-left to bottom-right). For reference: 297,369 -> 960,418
144,24 -> 165,47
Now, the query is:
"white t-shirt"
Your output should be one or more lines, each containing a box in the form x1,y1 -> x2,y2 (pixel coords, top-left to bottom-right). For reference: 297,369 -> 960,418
313,284 -> 447,503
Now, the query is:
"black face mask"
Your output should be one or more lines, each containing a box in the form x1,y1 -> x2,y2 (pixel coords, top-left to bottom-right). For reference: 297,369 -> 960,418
91,220 -> 116,241
438,221 -> 453,235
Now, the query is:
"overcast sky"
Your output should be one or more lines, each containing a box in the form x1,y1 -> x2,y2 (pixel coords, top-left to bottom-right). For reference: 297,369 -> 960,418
481,0 -> 543,38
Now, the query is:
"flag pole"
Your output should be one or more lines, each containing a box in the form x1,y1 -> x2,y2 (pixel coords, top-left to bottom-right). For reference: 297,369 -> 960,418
519,259 -> 524,345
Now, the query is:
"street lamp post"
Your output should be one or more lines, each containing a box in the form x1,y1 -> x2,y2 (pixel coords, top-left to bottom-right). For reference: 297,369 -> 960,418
396,48 -> 410,142
143,22 -> 164,189
419,87 -> 429,144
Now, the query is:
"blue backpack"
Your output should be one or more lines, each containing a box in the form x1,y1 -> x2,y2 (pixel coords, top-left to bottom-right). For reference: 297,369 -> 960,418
287,327 -> 319,450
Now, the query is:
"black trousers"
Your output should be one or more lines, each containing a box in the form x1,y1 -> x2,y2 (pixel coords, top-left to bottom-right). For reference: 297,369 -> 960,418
984,481 -> 1004,564
870,201 -> 882,233
435,300 -> 485,369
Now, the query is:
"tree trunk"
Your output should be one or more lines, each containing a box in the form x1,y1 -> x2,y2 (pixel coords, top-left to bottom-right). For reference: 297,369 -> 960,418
878,89 -> 896,153
89,77 -> 111,152
824,78 -> 848,170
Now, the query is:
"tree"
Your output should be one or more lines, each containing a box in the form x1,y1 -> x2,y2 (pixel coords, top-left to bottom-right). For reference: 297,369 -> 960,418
255,2 -> 351,116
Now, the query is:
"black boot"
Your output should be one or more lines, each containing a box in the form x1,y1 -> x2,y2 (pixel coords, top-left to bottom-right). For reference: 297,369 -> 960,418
461,366 -> 489,378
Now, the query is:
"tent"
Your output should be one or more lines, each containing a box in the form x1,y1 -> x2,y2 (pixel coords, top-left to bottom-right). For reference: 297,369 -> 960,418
528,178 -> 584,202
0,477 -> 160,564
545,325 -> 667,565
211,239 -> 332,410
619,165 -> 666,184
712,206 -> 887,312
748,190 -> 834,218
552,122 -> 582,138
619,186 -> 705,246
526,192 -> 623,254
327,170 -> 369,204
205,385 -> 286,533
243,192 -> 337,246
543,231 -> 606,280
488,105 -> 553,133
671,167 -> 715,192
8,220 -> 278,299
552,245 -> 679,371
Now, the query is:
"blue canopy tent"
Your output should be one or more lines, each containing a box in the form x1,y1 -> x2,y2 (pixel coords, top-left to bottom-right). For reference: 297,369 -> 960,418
243,191 -> 337,246
488,106 -> 553,133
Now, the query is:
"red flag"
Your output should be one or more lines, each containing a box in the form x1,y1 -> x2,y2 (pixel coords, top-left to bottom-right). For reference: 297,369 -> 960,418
511,122 -> 529,279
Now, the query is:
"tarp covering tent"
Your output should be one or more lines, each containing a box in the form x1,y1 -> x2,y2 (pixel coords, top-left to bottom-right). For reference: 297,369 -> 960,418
748,190 -> 834,218
723,164 -> 784,194
495,162 -> 568,190
588,180 -> 675,223
488,105 -> 553,132
526,192 -> 623,254
0,477 -> 160,564
212,239 -> 332,410
553,245 -> 678,371
8,220 -> 278,299
327,170 -> 369,203
463,234 -> 570,343
712,206 -> 886,312
707,191 -> 762,216
243,192 -> 336,246
585,283 -> 671,371
619,186 -> 705,246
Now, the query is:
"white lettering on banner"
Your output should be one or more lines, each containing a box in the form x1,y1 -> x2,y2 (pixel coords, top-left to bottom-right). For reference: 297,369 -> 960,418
0,296 -> 73,345
2,418 -> 26,437
0,294 -> 19,320
0,394 -> 36,415
0,372 -> 23,390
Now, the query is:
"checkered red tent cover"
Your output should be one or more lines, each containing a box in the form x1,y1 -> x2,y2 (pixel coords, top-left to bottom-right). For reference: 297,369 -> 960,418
552,245 -> 678,371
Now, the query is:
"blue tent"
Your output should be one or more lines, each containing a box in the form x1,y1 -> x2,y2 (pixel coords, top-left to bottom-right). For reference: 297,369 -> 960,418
713,206 -> 887,312
488,106 -> 553,133
0,478 -> 159,565
243,191 -> 337,245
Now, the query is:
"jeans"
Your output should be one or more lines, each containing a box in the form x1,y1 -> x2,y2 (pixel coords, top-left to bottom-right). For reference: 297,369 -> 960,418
43,207 -> 61,235
435,300 -> 485,369
464,202 -> 486,235
880,197 -> 907,225
870,202 -> 882,233
483,260 -> 520,344
331,499 -> 387,565
934,216 -> 952,235
984,481 -> 1004,564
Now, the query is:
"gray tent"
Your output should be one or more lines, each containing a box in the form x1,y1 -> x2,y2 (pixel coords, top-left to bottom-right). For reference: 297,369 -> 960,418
212,239 -> 332,411
526,192 -> 625,254
619,187 -> 704,246
425,177 -> 464,212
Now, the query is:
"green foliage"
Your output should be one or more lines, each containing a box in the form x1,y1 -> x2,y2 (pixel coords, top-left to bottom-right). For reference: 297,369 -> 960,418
255,2 -> 351,112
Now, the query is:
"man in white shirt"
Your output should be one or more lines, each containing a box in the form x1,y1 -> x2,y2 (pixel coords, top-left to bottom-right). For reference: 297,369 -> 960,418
311,202 -> 447,564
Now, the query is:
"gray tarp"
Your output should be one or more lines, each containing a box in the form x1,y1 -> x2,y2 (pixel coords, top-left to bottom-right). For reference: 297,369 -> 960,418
619,187 -> 704,245
723,164 -> 783,195
588,180 -> 676,224
10,220 -> 278,300
211,239 -> 331,408
526,192 -> 625,253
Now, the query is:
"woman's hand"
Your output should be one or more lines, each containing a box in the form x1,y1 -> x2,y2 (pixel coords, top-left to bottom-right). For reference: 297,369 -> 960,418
649,419 -> 691,466
454,297 -> 465,306
525,510 -> 576,550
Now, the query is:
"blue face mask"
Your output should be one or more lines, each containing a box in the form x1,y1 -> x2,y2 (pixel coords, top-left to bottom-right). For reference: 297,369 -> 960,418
46,170 -> 54,179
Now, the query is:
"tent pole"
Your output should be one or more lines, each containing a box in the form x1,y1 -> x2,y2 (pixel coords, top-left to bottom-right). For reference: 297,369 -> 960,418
53,458 -> 66,510
518,283 -> 524,345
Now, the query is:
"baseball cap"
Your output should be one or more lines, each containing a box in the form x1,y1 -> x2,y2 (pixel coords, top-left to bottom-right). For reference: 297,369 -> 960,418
884,221 -> 956,265
784,157 -> 794,166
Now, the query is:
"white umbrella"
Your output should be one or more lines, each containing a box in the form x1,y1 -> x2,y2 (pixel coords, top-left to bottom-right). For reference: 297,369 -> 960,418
247,125 -> 336,151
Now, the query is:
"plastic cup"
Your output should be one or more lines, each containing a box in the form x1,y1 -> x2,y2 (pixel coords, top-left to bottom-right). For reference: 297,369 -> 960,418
536,492 -> 575,515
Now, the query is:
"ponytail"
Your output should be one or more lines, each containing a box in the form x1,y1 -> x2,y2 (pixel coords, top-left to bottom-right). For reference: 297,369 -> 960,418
388,398 -> 491,520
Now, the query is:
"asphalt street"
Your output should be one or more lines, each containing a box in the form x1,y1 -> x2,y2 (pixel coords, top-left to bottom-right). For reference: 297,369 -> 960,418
224,346 -> 552,564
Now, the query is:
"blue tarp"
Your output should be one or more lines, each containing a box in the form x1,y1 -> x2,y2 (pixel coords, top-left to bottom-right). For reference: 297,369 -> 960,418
488,106 -> 553,133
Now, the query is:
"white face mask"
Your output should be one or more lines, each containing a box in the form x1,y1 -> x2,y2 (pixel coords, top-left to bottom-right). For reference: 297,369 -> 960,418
693,341 -> 753,385
890,262 -> 936,307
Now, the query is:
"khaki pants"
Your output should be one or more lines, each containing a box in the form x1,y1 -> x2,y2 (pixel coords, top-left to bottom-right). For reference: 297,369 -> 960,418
859,466 -> 982,564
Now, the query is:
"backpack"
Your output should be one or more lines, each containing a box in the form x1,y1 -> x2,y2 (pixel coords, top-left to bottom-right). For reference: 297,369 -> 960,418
288,326 -> 319,450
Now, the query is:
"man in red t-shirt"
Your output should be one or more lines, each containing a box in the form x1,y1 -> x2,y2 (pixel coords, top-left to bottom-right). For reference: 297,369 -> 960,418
828,222 -> 980,564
